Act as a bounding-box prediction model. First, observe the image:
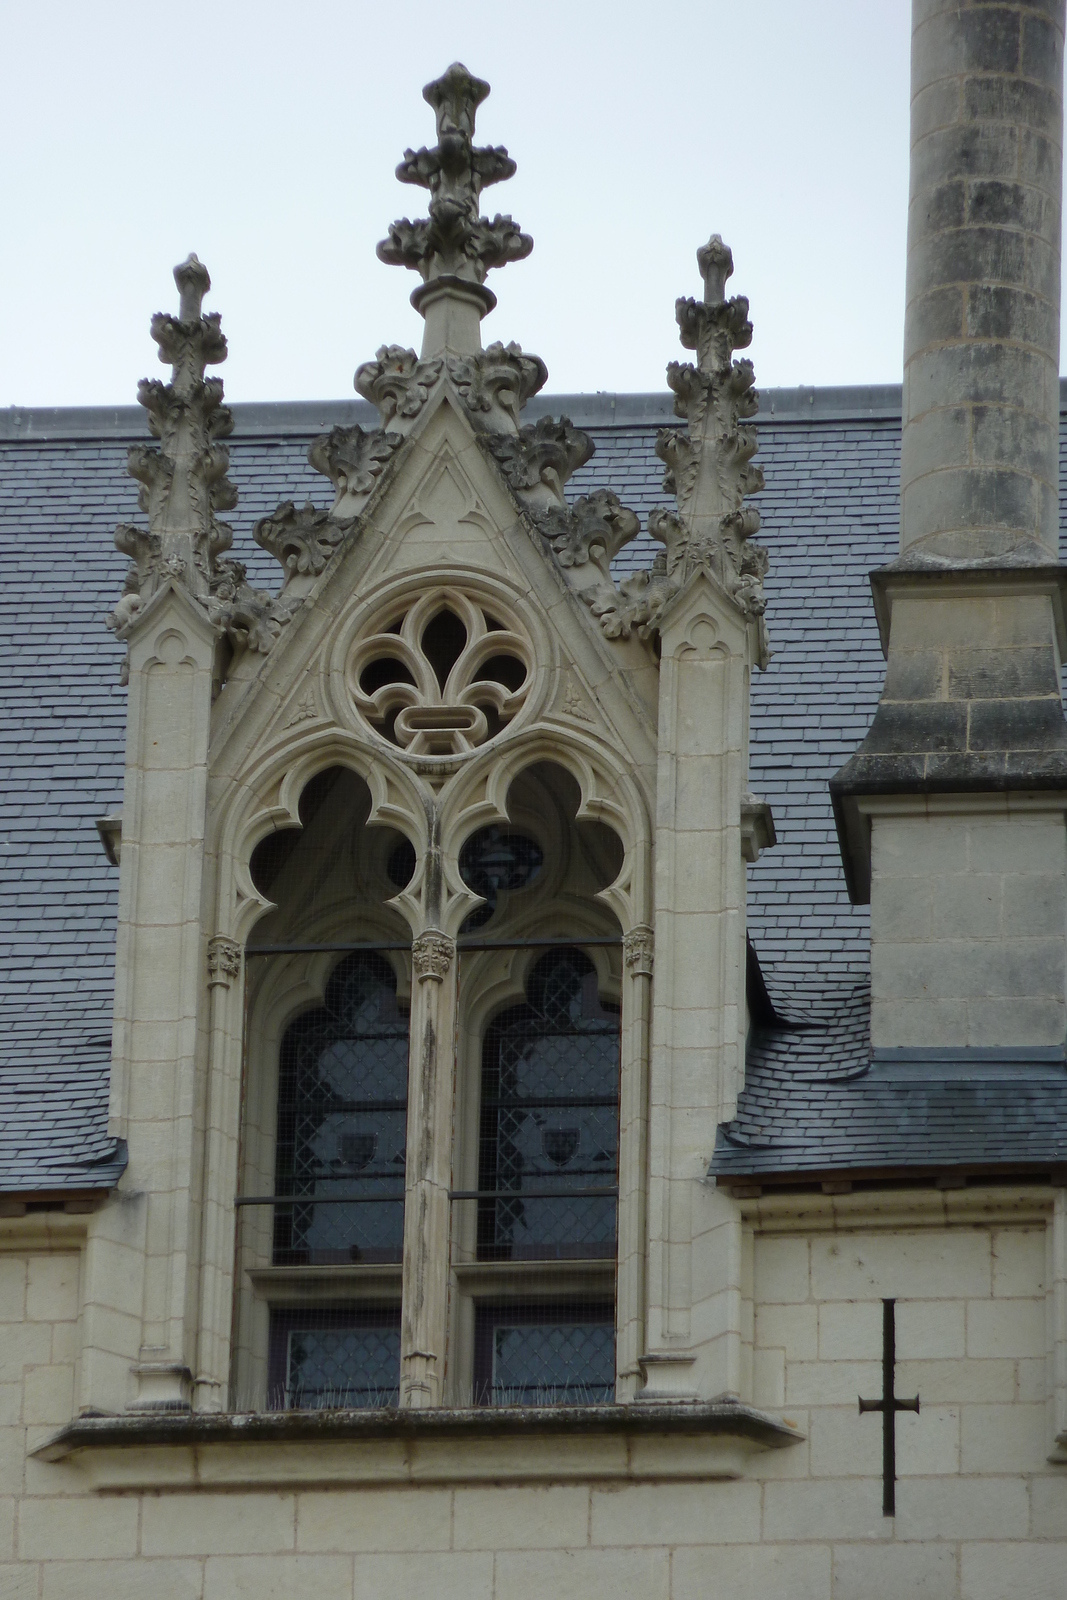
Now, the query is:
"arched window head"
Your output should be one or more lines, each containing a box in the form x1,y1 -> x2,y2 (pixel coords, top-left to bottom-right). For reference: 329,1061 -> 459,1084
274,951 -> 409,1267
477,947 -> 620,1262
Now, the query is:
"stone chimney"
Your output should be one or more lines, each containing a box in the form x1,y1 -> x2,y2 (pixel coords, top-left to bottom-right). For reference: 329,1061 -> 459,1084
832,0 -> 1067,1054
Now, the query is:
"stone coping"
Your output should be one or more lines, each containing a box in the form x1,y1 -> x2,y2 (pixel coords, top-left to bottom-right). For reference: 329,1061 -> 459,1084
0,384 -> 908,442
35,1402 -> 803,1488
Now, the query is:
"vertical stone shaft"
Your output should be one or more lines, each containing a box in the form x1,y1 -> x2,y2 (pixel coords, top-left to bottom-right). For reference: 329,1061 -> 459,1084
903,0 -> 1064,562
832,0 -> 1067,1053
399,931 -> 458,1408
643,587 -> 752,1401
81,591 -> 216,1413
615,935 -> 653,1401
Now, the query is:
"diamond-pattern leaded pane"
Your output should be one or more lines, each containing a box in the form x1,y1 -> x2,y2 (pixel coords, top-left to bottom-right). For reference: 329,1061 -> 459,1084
274,952 -> 409,1265
268,1309 -> 401,1410
478,949 -> 620,1259
492,1321 -> 615,1405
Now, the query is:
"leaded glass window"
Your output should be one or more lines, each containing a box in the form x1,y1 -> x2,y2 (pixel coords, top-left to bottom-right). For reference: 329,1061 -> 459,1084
477,948 -> 620,1261
472,1302 -> 616,1406
268,1307 -> 401,1409
273,952 -> 409,1266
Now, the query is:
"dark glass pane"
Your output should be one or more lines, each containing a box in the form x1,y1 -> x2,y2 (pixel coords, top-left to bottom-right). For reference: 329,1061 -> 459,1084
268,1306 -> 400,1410
360,657 -> 416,694
421,609 -> 467,690
459,826 -> 544,932
274,952 -> 409,1265
473,1302 -> 615,1406
477,949 -> 620,1260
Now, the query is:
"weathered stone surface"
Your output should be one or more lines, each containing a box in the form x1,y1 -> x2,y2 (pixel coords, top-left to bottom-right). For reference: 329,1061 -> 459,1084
107,257 -> 297,666
559,236 -> 768,655
903,0 -> 1065,563
373,64 -> 532,359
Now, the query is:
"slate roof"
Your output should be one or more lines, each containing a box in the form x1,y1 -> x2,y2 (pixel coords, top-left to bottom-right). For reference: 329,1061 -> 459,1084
1,382 -> 1065,1191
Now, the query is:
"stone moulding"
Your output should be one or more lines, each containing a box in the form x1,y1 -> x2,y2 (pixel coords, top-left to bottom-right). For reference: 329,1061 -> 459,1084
35,1401 -> 802,1489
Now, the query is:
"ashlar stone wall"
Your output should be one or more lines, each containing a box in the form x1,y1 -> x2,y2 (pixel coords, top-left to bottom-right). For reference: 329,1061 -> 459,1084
4,1198 -> 1067,1600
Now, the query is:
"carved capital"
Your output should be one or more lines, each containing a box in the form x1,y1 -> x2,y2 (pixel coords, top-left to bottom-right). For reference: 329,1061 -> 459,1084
623,925 -> 655,977
207,936 -> 242,988
412,931 -> 455,983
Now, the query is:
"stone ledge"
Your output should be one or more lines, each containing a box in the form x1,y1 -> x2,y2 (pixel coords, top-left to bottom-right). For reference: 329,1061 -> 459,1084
34,1402 -> 802,1489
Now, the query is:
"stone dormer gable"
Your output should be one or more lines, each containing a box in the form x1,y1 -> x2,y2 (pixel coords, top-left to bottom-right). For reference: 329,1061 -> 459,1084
92,60 -> 774,1417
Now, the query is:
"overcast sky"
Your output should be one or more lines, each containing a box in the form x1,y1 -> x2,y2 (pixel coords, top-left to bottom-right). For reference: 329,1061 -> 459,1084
3,1 -> 918,407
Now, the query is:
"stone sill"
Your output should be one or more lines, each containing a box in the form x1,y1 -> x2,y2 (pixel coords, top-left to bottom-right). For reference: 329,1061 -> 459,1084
35,1402 -> 802,1489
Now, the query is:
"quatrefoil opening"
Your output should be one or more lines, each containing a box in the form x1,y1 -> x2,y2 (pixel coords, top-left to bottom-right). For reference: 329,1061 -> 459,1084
348,590 -> 532,755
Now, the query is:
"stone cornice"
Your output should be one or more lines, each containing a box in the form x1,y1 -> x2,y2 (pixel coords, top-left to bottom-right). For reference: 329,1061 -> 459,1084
34,1401 -> 802,1489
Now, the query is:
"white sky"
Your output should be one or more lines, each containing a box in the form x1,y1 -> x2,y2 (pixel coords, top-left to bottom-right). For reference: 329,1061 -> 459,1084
3,1 -> 918,406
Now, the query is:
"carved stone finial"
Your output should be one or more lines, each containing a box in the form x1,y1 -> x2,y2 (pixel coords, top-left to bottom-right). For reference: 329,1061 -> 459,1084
424,62 -> 490,141
108,258 -> 296,663
696,235 -> 733,305
378,63 -> 533,358
174,252 -> 211,323
551,236 -> 768,659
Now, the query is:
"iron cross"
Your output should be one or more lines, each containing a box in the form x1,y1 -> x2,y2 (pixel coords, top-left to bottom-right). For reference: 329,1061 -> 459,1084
858,1298 -> 920,1516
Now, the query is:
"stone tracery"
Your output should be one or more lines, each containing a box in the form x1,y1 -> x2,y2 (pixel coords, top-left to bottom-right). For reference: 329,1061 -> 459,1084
346,588 -> 532,756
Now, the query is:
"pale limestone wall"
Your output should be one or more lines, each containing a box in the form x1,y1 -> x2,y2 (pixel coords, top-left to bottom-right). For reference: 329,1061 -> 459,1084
1,1248 -> 83,1589
6,1214 -> 1067,1600
867,798 -> 1067,1049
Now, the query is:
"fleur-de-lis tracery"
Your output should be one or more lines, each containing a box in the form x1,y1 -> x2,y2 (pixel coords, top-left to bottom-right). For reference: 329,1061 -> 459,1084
347,589 -> 531,755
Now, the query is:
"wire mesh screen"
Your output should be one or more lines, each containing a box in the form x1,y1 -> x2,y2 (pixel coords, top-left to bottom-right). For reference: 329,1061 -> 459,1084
472,1301 -> 616,1406
268,1305 -> 401,1410
474,948 -> 620,1261
273,951 -> 409,1265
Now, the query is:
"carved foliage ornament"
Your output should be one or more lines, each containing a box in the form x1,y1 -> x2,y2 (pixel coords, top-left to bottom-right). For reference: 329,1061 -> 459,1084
254,423 -> 405,592
207,935 -> 242,988
355,341 -> 548,439
547,234 -> 769,652
623,925 -> 654,977
107,256 -> 298,663
412,930 -> 455,982
377,63 -> 532,287
347,589 -> 532,759
486,414 -> 593,500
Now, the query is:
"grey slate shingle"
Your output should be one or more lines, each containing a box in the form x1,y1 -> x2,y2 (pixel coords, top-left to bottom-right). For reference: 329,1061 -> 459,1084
1,384 -> 1063,1191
